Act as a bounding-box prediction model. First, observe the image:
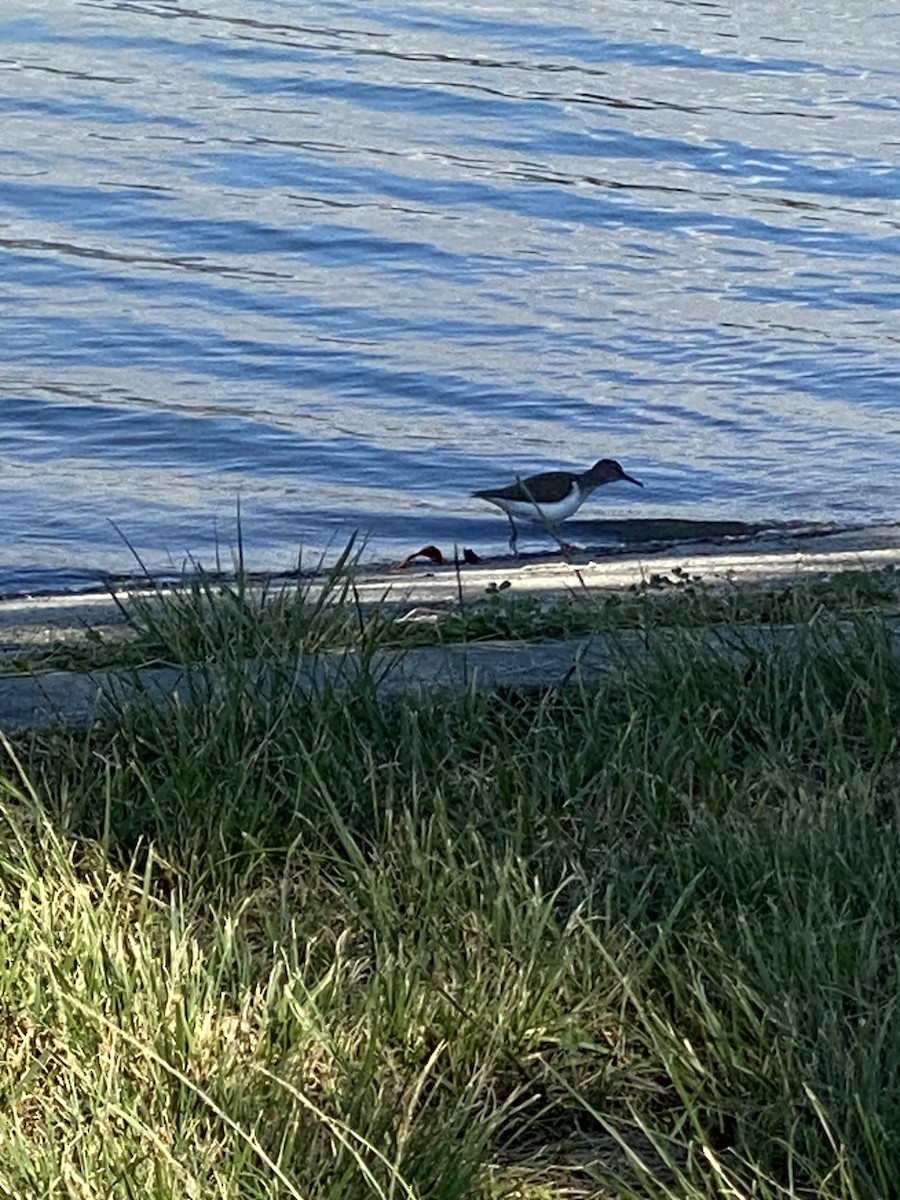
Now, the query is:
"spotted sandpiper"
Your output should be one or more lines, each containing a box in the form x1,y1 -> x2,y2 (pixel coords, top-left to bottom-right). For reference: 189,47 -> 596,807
473,458 -> 643,555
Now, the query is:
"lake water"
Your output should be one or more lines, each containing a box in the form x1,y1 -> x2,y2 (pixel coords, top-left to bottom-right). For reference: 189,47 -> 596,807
2,0 -> 899,594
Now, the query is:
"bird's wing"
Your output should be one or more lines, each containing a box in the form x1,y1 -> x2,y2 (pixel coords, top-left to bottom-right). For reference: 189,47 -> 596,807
478,471 -> 572,504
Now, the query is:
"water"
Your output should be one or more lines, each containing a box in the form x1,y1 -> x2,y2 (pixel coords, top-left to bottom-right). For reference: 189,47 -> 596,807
1,0 -> 898,594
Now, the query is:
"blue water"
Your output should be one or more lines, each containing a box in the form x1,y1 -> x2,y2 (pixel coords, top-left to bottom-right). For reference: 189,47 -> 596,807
1,0 -> 898,593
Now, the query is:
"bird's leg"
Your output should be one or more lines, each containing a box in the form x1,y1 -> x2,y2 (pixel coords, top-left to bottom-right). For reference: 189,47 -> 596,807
506,515 -> 519,558
547,525 -> 575,556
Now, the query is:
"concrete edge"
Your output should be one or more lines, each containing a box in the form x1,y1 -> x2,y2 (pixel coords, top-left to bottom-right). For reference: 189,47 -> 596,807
3,619 -> 899,732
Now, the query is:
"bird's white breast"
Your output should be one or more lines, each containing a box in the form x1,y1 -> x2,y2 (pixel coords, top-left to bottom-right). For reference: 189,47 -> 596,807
490,481 -> 584,525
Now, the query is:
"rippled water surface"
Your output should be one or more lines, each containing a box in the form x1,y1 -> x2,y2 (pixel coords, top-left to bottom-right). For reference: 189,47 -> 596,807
2,0 -> 899,592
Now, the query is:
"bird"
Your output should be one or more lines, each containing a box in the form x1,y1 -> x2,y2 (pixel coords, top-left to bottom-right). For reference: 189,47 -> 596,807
473,458 -> 643,556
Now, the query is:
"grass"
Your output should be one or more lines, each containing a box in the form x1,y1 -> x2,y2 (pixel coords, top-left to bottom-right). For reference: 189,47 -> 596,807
0,560 -> 900,1196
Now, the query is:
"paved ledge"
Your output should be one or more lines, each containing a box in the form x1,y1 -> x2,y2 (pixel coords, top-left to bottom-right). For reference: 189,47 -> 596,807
1,638 -> 624,730
3,619 -> 899,732
0,640 -> 587,730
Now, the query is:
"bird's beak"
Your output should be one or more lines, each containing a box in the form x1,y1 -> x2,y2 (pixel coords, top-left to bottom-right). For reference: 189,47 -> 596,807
622,472 -> 643,487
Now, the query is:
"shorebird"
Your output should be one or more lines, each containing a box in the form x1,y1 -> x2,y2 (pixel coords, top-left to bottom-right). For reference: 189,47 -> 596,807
473,458 -> 643,555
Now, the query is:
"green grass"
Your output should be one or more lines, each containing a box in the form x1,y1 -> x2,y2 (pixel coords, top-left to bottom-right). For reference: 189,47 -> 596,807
1,573 -> 900,1196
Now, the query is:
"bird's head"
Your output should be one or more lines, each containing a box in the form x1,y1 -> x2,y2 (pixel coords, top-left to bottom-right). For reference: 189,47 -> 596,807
585,459 -> 643,488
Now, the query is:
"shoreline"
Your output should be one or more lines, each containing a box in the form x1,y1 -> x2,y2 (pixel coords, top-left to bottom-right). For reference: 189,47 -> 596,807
1,520 -> 898,657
